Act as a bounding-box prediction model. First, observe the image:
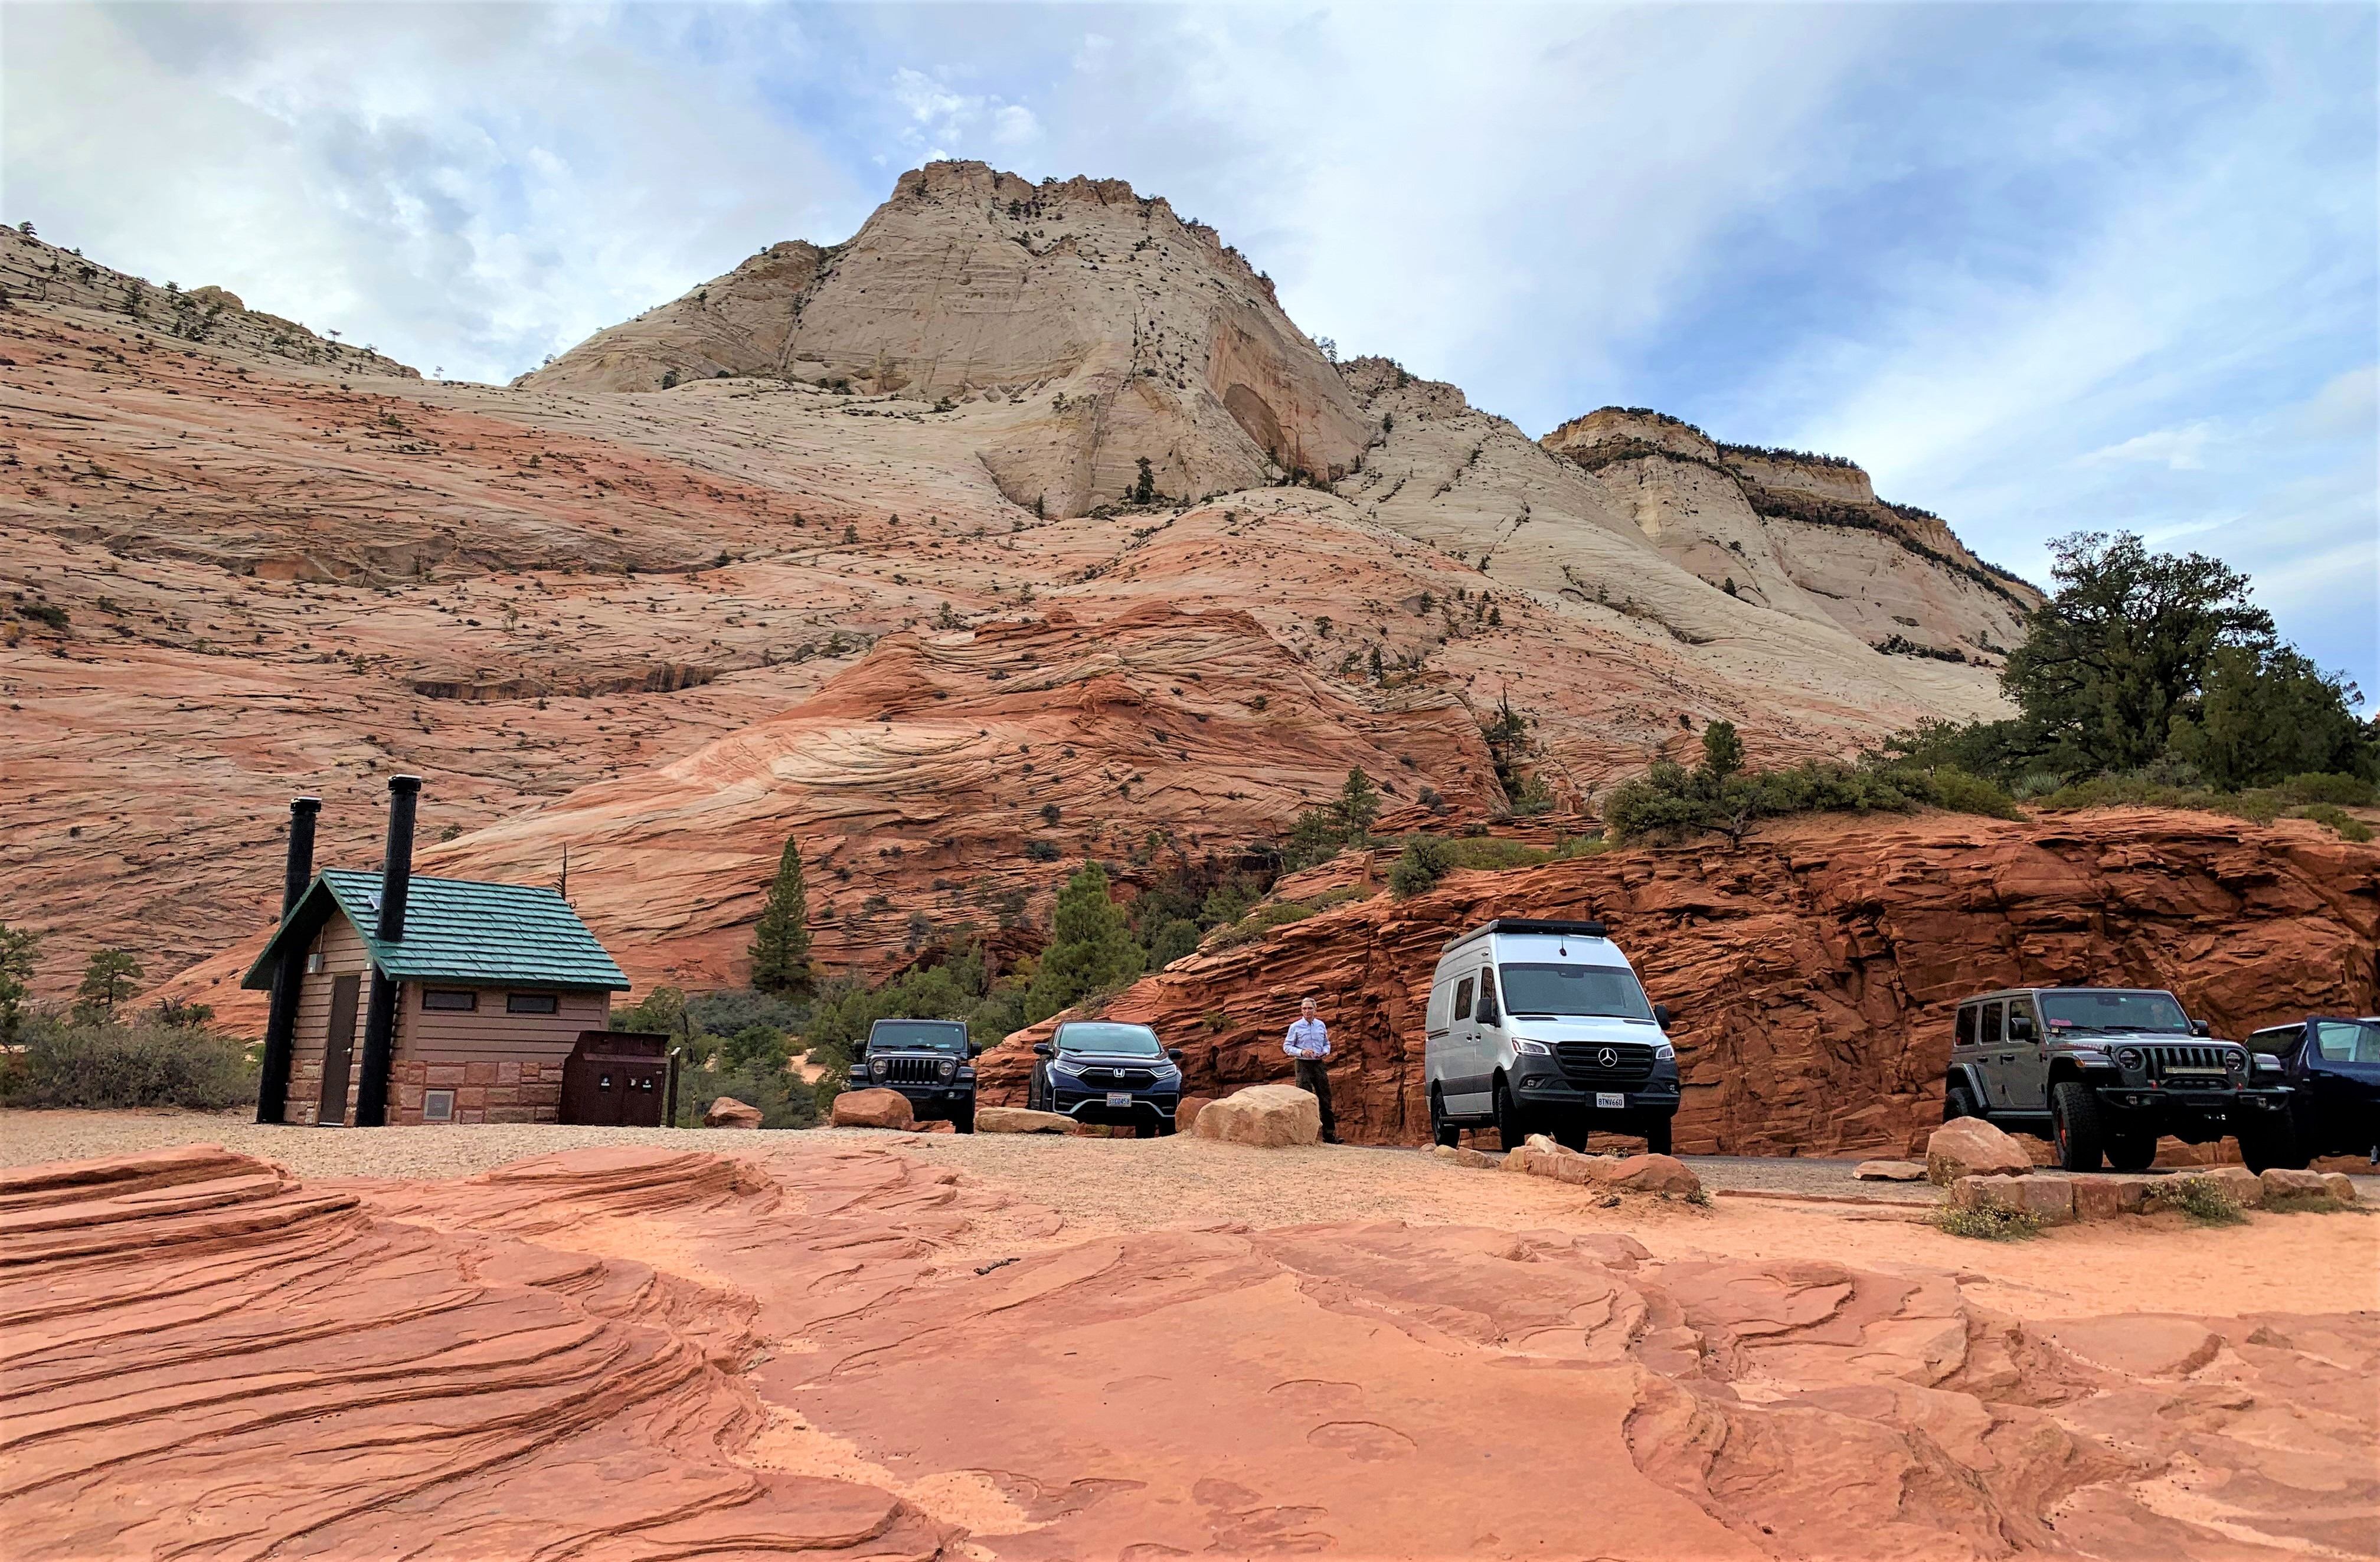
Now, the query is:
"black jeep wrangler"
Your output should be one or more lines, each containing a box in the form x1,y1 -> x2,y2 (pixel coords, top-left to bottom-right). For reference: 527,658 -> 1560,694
859,1017 -> 979,1131
2241,1016 -> 2380,1170
1945,986 -> 2290,1171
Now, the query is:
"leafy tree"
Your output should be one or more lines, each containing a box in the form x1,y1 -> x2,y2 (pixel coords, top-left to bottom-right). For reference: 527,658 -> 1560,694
2002,531 -> 2274,777
1148,918 -> 1201,968
1336,768 -> 1381,839
718,1024 -> 792,1072
0,921 -> 38,1045
613,984 -> 688,1038
1700,719 -> 1744,781
72,949 -> 142,1025
1023,862 -> 1144,1024
2168,646 -> 2376,790
748,836 -> 813,994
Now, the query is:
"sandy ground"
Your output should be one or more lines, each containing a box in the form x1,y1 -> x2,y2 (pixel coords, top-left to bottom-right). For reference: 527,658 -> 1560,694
9,1109 -> 2376,1323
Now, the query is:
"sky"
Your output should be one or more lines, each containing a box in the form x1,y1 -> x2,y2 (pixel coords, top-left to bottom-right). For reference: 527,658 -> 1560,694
7,2 -> 2374,700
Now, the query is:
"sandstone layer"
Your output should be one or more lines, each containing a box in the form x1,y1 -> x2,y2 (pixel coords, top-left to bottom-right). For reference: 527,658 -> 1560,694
6,1140 -> 2375,1560
8,162 -> 2055,1014
980,810 -> 2380,1154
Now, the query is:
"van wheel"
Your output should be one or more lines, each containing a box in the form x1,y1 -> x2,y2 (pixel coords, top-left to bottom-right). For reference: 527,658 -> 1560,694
1430,1088 -> 1459,1148
1493,1079 -> 1531,1153
2051,1080 -> 2104,1171
1552,1121 -> 1588,1152
1642,1116 -> 1673,1157
1944,1083 -> 1983,1124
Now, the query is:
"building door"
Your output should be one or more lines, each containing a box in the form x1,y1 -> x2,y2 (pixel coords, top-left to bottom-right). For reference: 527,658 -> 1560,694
317,973 -> 361,1126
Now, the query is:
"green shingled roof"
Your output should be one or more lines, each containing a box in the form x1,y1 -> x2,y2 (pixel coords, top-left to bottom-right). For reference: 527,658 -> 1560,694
241,870 -> 629,993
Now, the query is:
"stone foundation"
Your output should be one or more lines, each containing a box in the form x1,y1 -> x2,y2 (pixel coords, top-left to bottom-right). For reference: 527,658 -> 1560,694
390,1058 -> 565,1125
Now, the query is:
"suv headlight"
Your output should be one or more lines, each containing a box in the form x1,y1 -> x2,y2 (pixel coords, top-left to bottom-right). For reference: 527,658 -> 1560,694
1513,1039 -> 1552,1056
1050,1057 -> 1086,1078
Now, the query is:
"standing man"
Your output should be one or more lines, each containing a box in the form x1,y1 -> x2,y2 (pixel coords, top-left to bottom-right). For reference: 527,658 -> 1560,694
1283,998 -> 1339,1144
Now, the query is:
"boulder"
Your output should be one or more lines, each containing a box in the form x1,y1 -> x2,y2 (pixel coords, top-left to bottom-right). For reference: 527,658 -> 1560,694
1189,1083 -> 1321,1148
1591,1154 -> 1702,1197
1853,1160 -> 1927,1183
1926,1118 -> 2033,1185
975,1106 -> 1079,1135
2259,1167 -> 2334,1207
702,1096 -> 763,1130
1950,1174 -> 2023,1213
830,1088 -> 916,1131
1175,1096 -> 1215,1135
2203,1165 -> 2264,1209
2072,1175 -> 2152,1221
2319,1171 -> 2359,1204
2013,1174 -> 2077,1226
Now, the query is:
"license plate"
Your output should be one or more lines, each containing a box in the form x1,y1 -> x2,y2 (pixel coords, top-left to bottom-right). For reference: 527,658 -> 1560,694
1107,1092 -> 1132,1108
1596,1092 -> 1625,1110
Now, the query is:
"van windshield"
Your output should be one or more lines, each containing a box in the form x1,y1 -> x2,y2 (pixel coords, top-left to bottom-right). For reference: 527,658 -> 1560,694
870,1021 -> 969,1052
1498,964 -> 1653,1021
2038,990 -> 2189,1034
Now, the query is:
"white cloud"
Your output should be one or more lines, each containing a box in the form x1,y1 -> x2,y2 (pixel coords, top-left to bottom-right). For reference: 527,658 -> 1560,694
2078,424 -> 2214,471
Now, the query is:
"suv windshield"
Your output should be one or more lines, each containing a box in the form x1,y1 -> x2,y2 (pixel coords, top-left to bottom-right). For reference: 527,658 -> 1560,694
1499,964 -> 1653,1021
2039,990 -> 2189,1034
870,1021 -> 969,1052
1056,1022 -> 1163,1056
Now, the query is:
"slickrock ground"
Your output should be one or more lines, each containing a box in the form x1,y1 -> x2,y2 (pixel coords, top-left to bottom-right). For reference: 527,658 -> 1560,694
983,809 -> 2380,1154
10,162 -> 2043,1016
4,1134 -> 2374,1560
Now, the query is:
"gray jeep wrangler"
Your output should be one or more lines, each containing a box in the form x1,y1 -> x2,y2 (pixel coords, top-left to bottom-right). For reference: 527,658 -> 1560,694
1946,987 -> 2290,1171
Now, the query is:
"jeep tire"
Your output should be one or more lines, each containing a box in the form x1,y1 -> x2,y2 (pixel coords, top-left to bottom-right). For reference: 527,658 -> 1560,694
1493,1078 -> 1531,1153
1642,1115 -> 1673,1157
1944,1082 -> 1983,1124
2051,1079 -> 2105,1172
1430,1088 -> 1460,1148
2105,1130 -> 2155,1172
953,1102 -> 975,1134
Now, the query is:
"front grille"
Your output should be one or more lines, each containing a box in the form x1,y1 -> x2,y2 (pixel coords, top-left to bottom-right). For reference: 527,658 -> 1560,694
1076,1066 -> 1156,1089
879,1056 -> 945,1085
1554,1042 -> 1655,1085
2140,1044 -> 2235,1082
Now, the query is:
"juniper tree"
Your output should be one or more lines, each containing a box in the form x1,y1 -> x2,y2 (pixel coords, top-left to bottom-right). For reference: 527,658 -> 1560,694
71,948 -> 141,1025
1023,862 -> 1144,1024
748,836 -> 813,994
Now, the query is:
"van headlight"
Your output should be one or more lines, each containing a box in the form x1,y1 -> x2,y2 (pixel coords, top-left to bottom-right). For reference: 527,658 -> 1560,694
1653,1042 -> 1674,1060
1513,1039 -> 1552,1056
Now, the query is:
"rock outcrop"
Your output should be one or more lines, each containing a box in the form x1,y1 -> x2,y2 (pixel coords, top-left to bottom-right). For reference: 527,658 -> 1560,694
1188,1082 -> 1323,1147
702,1094 -> 763,1128
525,161 -> 1371,515
981,810 -> 2380,1154
830,1087 -> 916,1129
972,1105 -> 1077,1134
1927,1116 -> 2034,1183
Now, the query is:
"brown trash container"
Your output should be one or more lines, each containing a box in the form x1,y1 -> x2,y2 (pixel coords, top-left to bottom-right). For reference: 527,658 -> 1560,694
561,1031 -> 671,1127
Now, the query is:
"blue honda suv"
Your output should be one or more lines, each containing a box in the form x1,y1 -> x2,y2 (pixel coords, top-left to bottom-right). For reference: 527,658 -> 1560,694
1025,1020 -> 1185,1137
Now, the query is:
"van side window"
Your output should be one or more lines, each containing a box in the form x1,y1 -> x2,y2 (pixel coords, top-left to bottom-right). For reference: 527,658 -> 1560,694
1979,1003 -> 2003,1045
1955,1006 -> 1976,1047
1453,978 -> 1473,1021
1475,971 -> 1501,1026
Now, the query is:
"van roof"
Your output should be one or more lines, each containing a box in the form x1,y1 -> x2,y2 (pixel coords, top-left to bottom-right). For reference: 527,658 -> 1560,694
1441,917 -> 1609,954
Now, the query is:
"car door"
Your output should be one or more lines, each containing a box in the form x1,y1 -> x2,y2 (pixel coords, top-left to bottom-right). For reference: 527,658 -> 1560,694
2308,1019 -> 2380,1150
1977,1000 -> 2008,1108
2003,997 -> 2047,1112
1446,972 -> 1483,1114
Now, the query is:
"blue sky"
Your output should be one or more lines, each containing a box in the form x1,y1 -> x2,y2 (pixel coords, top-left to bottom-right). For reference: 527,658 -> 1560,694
8,2 -> 2374,699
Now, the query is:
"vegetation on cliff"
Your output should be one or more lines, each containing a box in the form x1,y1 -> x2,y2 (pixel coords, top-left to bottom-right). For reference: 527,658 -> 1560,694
1600,722 -> 2019,845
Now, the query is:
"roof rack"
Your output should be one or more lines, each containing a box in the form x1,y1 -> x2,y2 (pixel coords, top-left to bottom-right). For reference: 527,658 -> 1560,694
1441,917 -> 1607,952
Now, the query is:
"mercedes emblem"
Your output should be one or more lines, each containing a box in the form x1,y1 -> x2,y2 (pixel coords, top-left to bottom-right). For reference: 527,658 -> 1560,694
1597,1047 -> 1618,1069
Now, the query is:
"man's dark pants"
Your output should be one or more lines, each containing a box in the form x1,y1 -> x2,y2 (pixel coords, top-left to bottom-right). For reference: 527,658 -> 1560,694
1293,1057 -> 1338,1142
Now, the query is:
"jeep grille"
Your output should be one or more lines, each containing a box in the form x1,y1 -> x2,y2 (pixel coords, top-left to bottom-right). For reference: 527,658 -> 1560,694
878,1056 -> 944,1085
1554,1041 -> 1656,1085
2139,1044 -> 2236,1081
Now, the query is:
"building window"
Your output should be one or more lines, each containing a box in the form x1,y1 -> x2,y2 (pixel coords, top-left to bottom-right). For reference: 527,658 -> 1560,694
421,1089 -> 456,1122
421,988 -> 477,1011
507,992 -> 560,1015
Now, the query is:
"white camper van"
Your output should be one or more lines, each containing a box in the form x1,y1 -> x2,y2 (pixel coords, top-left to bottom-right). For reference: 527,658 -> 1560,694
1424,918 -> 1682,1153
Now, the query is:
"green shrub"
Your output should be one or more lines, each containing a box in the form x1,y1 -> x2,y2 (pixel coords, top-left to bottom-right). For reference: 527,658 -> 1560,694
1931,1204 -> 2042,1241
675,1058 -> 818,1129
2026,775 -> 2372,839
2154,1175 -> 2245,1225
2277,772 -> 2379,807
1387,834 -> 1457,898
1148,918 -> 1201,967
1601,754 -> 2017,845
1,1014 -> 257,1109
2293,803 -> 2374,843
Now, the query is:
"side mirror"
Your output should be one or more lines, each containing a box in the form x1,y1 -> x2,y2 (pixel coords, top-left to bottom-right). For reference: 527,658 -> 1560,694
2190,1019 -> 2212,1037
1653,1004 -> 1673,1029
1032,1041 -> 1054,1057
1166,1048 -> 1185,1064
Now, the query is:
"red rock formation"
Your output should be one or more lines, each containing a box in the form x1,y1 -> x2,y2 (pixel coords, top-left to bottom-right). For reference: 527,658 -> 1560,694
981,809 -> 2380,1155
9,1140 -> 2371,1559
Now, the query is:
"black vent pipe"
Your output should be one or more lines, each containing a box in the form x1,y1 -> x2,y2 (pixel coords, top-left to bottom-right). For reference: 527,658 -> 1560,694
354,775 -> 421,1127
255,795 -> 322,1125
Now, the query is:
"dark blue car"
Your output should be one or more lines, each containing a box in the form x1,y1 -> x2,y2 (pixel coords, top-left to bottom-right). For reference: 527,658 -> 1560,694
1025,1020 -> 1185,1137
2244,1016 -> 2380,1168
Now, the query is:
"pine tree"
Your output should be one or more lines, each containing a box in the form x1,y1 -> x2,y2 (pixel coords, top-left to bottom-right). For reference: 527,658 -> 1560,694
1336,768 -> 1381,840
1699,719 -> 1745,781
748,836 -> 813,994
71,948 -> 141,1025
1023,862 -> 1145,1024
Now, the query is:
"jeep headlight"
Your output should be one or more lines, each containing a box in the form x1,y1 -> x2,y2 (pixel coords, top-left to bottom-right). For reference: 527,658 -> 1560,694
1513,1039 -> 1552,1056
939,1057 -> 957,1080
1653,1042 -> 1675,1060
2114,1046 -> 2143,1071
869,1057 -> 888,1078
2225,1050 -> 2247,1079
